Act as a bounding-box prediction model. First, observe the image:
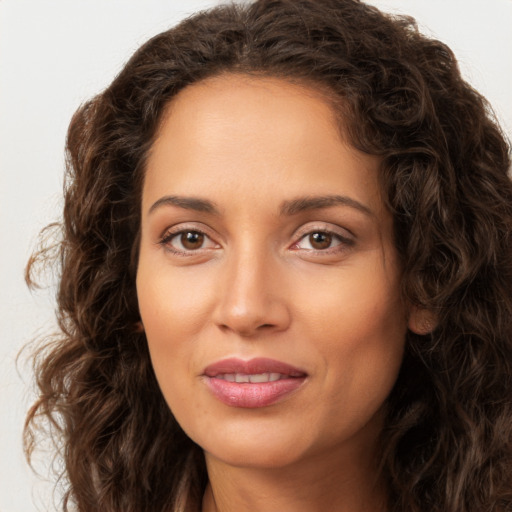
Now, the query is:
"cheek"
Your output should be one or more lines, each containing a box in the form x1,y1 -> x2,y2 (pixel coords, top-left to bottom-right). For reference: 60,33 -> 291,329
137,262 -> 216,343
298,263 -> 406,410
297,261 -> 406,346
136,259 -> 217,407
136,278 -> 202,426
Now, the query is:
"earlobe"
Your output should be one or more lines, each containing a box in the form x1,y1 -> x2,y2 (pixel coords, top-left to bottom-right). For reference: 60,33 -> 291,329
408,306 -> 437,335
134,321 -> 145,333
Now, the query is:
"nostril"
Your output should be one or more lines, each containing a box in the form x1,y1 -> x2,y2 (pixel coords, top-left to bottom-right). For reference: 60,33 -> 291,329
217,321 -> 277,338
213,290 -> 291,336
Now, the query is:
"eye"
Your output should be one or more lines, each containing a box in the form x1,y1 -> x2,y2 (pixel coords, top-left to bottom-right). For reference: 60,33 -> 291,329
299,232 -> 338,250
160,229 -> 218,254
291,228 -> 354,253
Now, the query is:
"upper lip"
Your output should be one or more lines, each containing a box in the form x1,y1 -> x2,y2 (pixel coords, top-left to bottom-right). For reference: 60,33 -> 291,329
203,357 -> 307,378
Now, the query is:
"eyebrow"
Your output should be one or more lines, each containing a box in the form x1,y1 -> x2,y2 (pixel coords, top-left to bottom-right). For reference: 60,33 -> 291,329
148,193 -> 373,217
280,195 -> 373,217
148,195 -> 219,215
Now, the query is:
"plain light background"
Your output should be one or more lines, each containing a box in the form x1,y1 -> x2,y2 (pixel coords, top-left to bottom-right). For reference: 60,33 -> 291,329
1,1 -> 511,511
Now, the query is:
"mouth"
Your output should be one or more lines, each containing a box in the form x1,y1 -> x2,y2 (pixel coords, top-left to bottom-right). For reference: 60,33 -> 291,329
214,372 -> 290,383
202,358 -> 308,408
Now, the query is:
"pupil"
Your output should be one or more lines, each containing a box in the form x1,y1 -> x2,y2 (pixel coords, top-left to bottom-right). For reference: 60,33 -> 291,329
310,232 -> 331,249
181,231 -> 204,249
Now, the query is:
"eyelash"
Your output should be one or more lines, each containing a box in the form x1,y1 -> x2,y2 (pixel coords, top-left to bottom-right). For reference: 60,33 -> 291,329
291,228 -> 354,254
158,225 -> 354,256
159,226 -> 217,256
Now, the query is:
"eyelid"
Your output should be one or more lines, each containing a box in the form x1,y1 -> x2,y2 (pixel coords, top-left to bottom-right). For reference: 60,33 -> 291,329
293,222 -> 355,241
158,223 -> 221,255
290,223 -> 355,253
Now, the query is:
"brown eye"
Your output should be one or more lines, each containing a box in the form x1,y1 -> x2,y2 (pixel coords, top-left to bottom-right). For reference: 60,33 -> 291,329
293,229 -> 351,253
160,228 -> 219,255
180,231 -> 205,250
308,232 -> 332,250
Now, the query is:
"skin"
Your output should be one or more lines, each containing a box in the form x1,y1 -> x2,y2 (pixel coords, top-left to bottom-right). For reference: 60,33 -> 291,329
137,74 -> 421,512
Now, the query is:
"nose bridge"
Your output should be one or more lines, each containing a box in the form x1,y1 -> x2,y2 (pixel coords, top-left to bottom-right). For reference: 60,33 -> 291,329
214,240 -> 289,336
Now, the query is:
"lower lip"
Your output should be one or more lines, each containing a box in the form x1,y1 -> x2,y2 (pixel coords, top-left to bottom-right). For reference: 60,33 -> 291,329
204,377 -> 306,408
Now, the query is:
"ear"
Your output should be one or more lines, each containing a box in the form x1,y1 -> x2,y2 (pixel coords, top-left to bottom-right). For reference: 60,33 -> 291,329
408,306 -> 437,335
134,321 -> 145,333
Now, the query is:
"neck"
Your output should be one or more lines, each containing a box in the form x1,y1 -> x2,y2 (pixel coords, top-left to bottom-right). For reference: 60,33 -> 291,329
201,441 -> 388,512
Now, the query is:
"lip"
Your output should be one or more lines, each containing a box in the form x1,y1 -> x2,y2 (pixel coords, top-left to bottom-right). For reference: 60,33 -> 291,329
202,357 -> 308,408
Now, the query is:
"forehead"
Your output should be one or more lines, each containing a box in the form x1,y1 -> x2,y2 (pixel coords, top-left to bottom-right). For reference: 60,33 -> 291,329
154,74 -> 344,162
143,74 -> 384,217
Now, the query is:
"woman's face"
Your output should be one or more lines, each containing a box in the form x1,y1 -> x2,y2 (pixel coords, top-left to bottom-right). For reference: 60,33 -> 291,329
137,75 -> 409,470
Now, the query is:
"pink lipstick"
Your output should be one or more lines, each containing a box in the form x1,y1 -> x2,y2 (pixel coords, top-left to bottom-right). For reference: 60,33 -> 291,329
202,357 -> 307,408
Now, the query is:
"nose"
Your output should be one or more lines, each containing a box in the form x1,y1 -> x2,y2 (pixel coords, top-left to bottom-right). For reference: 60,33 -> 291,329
212,248 -> 291,337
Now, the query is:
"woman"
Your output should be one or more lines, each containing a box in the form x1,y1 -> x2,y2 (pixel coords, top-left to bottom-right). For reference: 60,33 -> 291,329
25,0 -> 512,511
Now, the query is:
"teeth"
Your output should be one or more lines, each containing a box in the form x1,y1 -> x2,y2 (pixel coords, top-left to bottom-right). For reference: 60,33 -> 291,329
218,373 -> 284,383
249,373 -> 269,383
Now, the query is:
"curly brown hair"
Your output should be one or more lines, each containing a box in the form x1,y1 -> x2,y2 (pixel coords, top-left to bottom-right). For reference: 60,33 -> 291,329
25,0 -> 512,511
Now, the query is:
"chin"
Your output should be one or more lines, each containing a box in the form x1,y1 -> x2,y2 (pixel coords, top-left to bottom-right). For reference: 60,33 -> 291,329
191,421 -> 312,470
205,441 -> 306,470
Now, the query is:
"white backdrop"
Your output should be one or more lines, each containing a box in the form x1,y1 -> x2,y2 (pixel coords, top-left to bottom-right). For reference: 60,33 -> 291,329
1,1 -> 510,511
